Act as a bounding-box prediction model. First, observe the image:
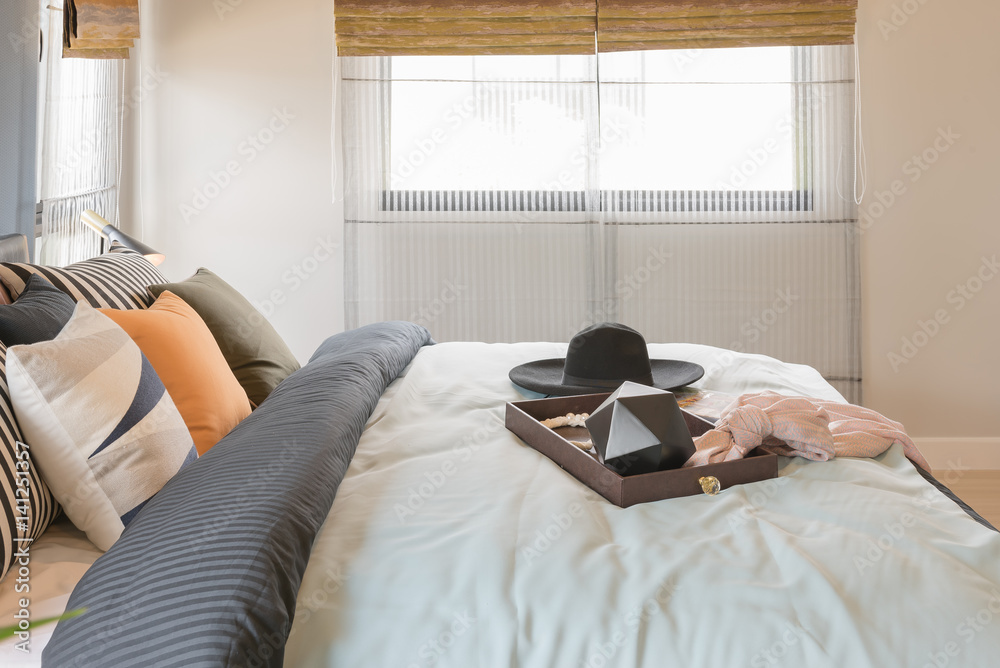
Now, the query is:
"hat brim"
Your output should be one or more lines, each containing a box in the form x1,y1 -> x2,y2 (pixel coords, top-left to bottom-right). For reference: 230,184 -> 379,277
509,358 -> 705,396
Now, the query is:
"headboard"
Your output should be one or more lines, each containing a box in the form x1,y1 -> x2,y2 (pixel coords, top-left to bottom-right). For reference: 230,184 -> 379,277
0,234 -> 29,264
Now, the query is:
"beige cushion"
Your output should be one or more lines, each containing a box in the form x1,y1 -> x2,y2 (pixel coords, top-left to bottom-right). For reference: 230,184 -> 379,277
6,303 -> 197,551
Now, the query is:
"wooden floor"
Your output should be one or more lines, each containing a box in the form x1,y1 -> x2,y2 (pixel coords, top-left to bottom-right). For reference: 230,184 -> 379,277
934,470 -> 1000,528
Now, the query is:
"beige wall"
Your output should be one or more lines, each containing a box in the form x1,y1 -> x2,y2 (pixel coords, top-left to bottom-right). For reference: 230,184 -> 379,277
120,0 -> 342,363
121,0 -> 999,443
858,0 -> 1000,441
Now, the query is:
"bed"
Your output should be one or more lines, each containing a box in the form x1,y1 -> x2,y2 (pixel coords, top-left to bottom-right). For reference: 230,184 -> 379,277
1,245 -> 999,667
1,326 -> 998,666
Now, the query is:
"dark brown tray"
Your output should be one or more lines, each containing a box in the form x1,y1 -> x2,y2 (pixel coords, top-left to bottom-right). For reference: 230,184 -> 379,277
506,392 -> 778,507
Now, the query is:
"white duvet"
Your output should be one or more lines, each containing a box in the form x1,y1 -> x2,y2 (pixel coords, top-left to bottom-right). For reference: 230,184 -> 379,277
285,342 -> 1000,668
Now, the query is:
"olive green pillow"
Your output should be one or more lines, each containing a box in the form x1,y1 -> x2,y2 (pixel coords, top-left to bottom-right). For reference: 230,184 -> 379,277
148,269 -> 300,407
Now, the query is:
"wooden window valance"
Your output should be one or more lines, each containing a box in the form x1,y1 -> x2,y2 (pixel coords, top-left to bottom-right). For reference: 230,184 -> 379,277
63,0 -> 140,59
334,0 -> 857,56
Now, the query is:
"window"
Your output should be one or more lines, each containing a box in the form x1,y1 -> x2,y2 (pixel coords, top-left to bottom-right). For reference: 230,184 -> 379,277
385,48 -> 809,213
35,1 -> 121,265
341,46 -> 861,403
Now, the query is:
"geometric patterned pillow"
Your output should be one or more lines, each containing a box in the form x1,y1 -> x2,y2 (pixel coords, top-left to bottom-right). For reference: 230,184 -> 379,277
0,342 -> 60,582
0,242 -> 166,310
6,303 -> 197,551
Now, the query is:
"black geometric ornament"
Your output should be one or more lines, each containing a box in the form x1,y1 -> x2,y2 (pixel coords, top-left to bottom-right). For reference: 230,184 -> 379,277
585,382 -> 696,476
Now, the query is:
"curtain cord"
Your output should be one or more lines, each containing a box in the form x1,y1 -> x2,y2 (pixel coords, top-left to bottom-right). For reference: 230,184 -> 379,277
853,37 -> 868,205
116,61 -> 126,227
332,30 -> 342,205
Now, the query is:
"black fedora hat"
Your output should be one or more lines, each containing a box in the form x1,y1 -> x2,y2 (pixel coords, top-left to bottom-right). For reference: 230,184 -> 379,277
509,323 -> 704,396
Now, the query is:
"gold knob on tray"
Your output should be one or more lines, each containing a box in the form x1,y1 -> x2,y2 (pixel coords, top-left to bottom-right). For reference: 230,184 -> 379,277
699,476 -> 722,496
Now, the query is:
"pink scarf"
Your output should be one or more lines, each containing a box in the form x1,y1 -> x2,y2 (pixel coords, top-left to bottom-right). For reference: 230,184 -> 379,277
684,392 -> 931,473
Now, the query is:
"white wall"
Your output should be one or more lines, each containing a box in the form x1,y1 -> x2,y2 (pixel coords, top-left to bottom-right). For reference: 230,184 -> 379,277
121,0 -> 1000,448
858,0 -> 1000,444
120,0 -> 342,363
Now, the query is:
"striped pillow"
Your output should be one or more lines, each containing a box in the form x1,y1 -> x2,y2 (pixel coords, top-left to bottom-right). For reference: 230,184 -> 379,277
0,343 -> 60,582
6,303 -> 197,551
0,242 -> 166,310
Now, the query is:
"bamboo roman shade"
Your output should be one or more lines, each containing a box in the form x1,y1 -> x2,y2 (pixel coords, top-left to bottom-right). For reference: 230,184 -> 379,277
597,1 -> 858,52
62,0 -> 139,59
334,0 -> 856,55
334,1 -> 598,56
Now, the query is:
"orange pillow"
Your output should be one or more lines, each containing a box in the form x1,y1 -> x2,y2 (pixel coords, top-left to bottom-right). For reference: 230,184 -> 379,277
100,291 -> 252,454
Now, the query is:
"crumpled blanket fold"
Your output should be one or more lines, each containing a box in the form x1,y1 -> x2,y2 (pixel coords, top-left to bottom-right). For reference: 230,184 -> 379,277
683,391 -> 931,473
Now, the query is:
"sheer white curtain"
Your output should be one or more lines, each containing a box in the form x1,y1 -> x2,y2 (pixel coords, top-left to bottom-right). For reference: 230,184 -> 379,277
340,47 -> 860,402
343,55 -> 605,342
36,2 -> 122,265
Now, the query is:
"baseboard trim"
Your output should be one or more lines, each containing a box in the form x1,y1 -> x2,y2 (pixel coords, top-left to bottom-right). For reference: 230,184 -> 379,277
914,438 -> 1000,472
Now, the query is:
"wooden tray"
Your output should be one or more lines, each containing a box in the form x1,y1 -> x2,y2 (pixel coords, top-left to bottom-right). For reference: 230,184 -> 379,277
506,392 -> 778,507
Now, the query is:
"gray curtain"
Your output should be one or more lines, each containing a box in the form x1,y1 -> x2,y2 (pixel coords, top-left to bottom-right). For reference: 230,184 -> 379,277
0,0 -> 39,256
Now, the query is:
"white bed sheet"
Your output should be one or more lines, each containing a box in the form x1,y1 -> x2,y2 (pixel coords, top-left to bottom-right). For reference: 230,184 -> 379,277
0,518 -> 102,664
285,342 -> 1000,668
